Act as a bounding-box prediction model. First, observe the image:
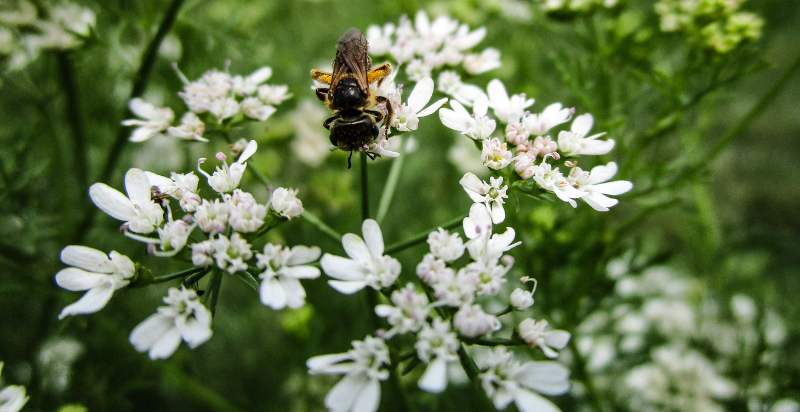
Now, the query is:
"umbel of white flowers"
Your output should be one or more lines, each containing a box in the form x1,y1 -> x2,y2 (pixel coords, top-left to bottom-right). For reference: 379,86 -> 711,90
0,362 -> 29,412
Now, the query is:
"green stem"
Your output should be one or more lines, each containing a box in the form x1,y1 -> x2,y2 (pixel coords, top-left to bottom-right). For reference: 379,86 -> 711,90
384,215 -> 464,255
302,211 -> 342,242
376,150 -> 405,223
149,266 -> 206,285
248,164 -> 271,186
360,152 -> 369,219
70,0 -> 186,244
236,271 -> 260,293
56,51 -> 87,188
207,271 -> 223,316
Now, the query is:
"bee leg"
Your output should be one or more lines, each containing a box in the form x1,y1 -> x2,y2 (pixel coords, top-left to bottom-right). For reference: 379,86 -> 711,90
375,95 -> 393,133
311,69 -> 333,84
323,114 -> 339,130
367,63 -> 392,86
315,87 -> 329,102
347,151 -> 353,169
364,109 -> 383,123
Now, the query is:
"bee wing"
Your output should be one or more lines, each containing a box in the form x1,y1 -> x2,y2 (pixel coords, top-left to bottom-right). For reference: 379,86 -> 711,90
332,28 -> 371,93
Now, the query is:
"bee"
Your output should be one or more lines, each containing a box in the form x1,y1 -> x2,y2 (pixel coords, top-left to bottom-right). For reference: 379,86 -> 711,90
311,28 -> 393,167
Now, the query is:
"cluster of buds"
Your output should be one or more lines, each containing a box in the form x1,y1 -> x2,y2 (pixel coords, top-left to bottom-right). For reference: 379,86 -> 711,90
439,78 -> 632,212
0,1 -> 95,71
122,65 -> 291,143
655,0 -> 763,53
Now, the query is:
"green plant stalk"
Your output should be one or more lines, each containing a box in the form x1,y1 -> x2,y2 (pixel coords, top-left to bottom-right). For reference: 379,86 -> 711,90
376,150 -> 405,223
149,266 -> 207,285
301,211 -> 342,242
207,271 -> 223,316
567,338 -> 608,412
70,0 -> 186,245
384,214 -> 465,255
56,52 -> 87,188
360,152 -> 370,219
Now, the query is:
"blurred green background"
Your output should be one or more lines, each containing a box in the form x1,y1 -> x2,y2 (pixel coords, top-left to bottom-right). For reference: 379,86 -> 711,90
0,0 -> 798,411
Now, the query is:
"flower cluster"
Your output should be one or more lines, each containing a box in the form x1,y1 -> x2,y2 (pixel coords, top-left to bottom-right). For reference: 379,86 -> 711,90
655,0 -> 763,53
0,0 -> 95,71
440,78 -> 632,211
54,140 -> 316,359
366,11 -> 499,81
575,262 -> 794,411
539,0 -> 619,15
308,179 -> 572,411
123,65 -> 291,143
0,362 -> 28,412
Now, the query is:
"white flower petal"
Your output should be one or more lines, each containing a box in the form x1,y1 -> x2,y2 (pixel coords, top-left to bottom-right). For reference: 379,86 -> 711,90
287,245 -> 321,265
328,280 -> 368,294
417,97 -> 448,118
513,390 -> 561,412
125,168 -> 152,205
55,268 -> 108,291
238,140 -> 258,163
343,233 -> 371,263
571,113 -> 594,136
148,327 -> 182,360
321,255 -> 365,281
60,245 -> 114,273
130,313 -> 173,353
58,283 -> 116,318
593,181 -> 632,196
407,77 -> 434,113
307,352 -> 352,373
89,183 -> 135,222
516,361 -> 570,395
282,265 -> 321,279
544,330 -> 571,350
419,357 -> 448,393
280,277 -> 307,308
352,377 -> 381,412
361,219 -> 384,257
260,277 -> 287,309
325,373 -> 367,412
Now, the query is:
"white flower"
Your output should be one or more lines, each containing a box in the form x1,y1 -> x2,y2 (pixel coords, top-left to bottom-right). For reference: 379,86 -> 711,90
518,319 -> 571,358
197,140 -> 257,193
406,59 -> 432,82
228,189 -> 268,233
191,240 -> 215,267
374,283 -> 429,337
528,135 -> 559,158
54,246 -> 134,319
256,244 -> 321,309
393,77 -> 448,132
194,199 -> 229,234
167,112 -> 207,142
506,121 -> 531,146
454,304 -> 501,338
426,228 -> 465,262
462,203 -> 494,241
463,259 -> 511,296
567,162 -> 632,211
415,319 -> 460,393
436,71 -> 485,105
0,362 -> 28,412
290,100 -> 330,167
121,98 -> 174,143
307,336 -> 390,412
178,69 -> 233,115
478,347 -> 570,412
129,287 -> 212,360
321,219 -> 401,294
439,97 -> 496,140
523,103 -> 574,136
730,294 -> 757,324
155,219 -> 194,256
533,162 -> 585,207
487,79 -> 534,124
240,97 -> 276,121
231,66 -> 272,96
257,84 -> 292,106
557,113 -> 614,156
510,288 -> 534,310
144,171 -> 201,211
208,96 -> 239,121
463,48 -> 501,74
270,187 -> 304,219
432,268 -> 478,307
210,233 -> 253,274
366,23 -> 395,55
89,168 -> 164,234
415,253 -> 452,285
481,138 -> 513,170
460,172 -> 508,223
